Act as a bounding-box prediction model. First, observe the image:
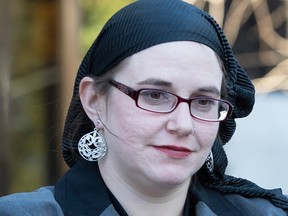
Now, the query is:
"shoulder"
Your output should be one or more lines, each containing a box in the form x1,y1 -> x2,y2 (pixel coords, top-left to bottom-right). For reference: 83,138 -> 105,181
0,186 -> 64,216
224,193 -> 288,216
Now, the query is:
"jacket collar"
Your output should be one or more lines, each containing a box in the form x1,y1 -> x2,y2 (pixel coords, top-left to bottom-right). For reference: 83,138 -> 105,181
192,182 -> 243,216
54,159 -> 119,216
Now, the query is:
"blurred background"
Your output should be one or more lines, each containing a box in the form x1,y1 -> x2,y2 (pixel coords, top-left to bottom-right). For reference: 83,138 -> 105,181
0,0 -> 287,196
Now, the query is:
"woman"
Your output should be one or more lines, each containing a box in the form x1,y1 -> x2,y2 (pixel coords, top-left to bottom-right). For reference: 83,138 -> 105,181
1,0 -> 287,215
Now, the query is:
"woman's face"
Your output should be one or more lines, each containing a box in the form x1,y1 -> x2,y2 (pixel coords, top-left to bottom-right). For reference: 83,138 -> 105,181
98,41 -> 222,191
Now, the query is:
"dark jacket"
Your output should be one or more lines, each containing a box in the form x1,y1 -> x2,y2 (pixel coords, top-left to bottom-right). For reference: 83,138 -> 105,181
0,160 -> 287,216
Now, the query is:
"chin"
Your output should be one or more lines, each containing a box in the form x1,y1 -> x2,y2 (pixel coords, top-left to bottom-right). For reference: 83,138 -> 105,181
150,169 -> 194,188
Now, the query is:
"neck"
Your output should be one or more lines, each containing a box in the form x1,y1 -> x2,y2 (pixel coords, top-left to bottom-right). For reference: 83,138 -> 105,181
99,162 -> 191,216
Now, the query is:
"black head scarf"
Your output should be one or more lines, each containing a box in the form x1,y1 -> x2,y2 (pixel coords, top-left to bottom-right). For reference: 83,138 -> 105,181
61,0 -> 288,210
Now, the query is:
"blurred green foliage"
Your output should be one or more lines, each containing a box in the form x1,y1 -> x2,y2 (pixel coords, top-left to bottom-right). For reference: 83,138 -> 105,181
79,0 -> 134,53
9,1 -> 57,193
7,0 -> 133,194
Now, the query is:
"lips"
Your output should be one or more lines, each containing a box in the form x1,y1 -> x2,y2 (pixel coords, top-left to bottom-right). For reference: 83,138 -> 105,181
153,145 -> 192,159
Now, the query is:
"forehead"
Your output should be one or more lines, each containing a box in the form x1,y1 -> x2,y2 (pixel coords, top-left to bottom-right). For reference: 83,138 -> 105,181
113,41 -> 223,91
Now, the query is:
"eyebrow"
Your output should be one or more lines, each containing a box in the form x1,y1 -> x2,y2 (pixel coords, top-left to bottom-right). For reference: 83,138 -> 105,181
197,87 -> 221,96
137,78 -> 172,87
137,78 -> 221,96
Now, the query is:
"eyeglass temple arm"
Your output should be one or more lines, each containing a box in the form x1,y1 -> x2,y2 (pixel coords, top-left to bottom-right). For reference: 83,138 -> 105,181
109,80 -> 137,99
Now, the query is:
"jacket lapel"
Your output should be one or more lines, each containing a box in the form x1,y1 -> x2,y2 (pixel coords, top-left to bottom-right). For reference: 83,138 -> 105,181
54,159 -> 118,216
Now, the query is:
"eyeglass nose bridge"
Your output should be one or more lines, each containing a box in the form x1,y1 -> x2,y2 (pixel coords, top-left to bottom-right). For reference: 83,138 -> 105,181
170,96 -> 193,114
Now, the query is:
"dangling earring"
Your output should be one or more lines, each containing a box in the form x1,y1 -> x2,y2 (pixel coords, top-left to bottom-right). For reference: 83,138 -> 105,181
205,151 -> 214,172
78,120 -> 107,161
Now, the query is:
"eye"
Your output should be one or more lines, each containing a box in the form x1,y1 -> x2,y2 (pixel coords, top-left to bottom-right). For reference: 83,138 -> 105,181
147,91 -> 162,99
192,98 -> 216,111
197,99 -> 214,106
139,90 -> 173,105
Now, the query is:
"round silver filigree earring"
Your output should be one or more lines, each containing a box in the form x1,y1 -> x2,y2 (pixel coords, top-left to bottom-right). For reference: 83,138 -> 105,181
205,151 -> 214,172
78,121 -> 107,161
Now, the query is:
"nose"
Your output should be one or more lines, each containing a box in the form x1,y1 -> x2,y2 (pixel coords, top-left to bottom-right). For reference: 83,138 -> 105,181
166,102 -> 194,136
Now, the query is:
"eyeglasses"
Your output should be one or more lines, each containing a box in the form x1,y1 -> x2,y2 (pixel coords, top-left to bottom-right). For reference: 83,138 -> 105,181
109,80 -> 233,122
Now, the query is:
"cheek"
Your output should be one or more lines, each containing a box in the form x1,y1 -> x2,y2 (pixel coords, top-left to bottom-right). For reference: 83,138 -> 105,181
112,114 -> 150,142
103,105 -> 163,170
195,123 -> 219,149
104,95 -> 160,145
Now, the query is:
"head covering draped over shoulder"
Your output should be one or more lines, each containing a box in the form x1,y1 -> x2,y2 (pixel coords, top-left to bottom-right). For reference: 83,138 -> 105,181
62,0 -> 288,210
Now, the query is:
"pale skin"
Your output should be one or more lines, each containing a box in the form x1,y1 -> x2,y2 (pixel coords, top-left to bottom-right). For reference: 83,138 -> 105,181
80,41 -> 223,216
